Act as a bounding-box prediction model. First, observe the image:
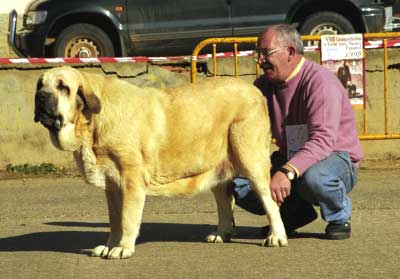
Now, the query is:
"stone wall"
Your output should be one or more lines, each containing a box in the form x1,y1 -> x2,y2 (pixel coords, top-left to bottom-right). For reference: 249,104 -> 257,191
0,13 -> 400,170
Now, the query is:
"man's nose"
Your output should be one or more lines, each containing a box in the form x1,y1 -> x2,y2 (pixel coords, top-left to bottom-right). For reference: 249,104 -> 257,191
257,55 -> 265,64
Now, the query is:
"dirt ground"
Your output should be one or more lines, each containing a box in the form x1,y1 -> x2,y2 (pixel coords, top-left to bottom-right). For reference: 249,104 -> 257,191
0,166 -> 399,279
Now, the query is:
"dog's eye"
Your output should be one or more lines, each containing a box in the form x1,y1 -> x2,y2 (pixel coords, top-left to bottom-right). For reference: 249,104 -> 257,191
57,79 -> 70,95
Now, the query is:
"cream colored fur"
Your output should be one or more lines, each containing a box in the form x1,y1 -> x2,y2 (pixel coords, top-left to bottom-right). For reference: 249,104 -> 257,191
36,66 -> 287,259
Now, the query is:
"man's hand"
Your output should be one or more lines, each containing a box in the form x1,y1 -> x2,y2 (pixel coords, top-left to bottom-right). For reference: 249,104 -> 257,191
270,171 -> 291,206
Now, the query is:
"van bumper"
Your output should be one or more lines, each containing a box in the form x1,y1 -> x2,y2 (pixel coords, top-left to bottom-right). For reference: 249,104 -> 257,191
8,10 -> 46,57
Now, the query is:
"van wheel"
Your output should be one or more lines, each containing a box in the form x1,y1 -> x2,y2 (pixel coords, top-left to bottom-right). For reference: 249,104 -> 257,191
300,12 -> 355,45
300,11 -> 355,35
53,23 -> 115,58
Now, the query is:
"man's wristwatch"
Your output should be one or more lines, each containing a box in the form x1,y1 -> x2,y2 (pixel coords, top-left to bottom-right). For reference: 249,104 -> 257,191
278,167 -> 296,181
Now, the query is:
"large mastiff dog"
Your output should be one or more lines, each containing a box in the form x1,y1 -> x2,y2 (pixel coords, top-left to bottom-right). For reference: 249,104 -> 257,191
34,66 -> 287,259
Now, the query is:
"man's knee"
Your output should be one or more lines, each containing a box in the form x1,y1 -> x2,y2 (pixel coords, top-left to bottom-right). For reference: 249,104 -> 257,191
296,163 -> 334,205
301,166 -> 324,193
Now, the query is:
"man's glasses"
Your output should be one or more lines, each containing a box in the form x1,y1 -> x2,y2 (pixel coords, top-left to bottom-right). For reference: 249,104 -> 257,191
254,47 -> 285,62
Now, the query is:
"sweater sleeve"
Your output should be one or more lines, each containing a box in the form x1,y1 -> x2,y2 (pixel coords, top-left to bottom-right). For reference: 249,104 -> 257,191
288,78 -> 344,174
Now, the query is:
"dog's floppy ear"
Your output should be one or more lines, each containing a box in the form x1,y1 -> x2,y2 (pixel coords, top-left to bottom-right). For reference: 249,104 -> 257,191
36,74 -> 44,92
77,72 -> 101,114
34,75 -> 44,122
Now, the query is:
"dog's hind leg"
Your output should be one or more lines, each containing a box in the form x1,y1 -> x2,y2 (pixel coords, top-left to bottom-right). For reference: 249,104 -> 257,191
249,175 -> 288,247
206,182 -> 235,243
229,117 -> 288,247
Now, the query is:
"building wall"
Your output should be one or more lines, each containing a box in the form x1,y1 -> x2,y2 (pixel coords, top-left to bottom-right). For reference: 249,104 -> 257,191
0,0 -> 32,14
0,1 -> 30,57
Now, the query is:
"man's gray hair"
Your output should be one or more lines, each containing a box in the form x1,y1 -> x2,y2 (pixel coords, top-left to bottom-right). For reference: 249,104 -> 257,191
261,24 -> 304,55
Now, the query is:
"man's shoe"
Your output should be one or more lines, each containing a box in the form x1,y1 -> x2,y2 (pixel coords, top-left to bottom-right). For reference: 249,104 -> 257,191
325,221 -> 351,240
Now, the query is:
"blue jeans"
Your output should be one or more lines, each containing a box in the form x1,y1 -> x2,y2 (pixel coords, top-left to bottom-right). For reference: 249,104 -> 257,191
295,151 -> 357,223
233,151 -> 358,223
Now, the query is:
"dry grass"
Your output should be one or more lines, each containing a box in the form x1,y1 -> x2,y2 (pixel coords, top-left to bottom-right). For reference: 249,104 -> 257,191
0,14 -> 20,58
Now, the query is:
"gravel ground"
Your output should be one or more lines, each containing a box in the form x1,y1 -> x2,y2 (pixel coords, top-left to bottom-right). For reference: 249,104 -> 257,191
0,167 -> 399,279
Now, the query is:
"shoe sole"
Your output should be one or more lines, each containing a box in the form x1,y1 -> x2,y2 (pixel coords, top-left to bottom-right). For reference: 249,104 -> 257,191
326,232 -> 351,240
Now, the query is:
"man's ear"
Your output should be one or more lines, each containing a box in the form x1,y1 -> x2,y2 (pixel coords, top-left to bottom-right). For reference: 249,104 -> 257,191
77,72 -> 101,114
288,45 -> 296,56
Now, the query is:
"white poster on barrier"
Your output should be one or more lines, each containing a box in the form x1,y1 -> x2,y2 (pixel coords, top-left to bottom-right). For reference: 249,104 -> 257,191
321,34 -> 365,109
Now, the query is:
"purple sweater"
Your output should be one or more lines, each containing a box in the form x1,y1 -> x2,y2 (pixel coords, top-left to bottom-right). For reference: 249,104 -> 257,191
255,59 -> 363,174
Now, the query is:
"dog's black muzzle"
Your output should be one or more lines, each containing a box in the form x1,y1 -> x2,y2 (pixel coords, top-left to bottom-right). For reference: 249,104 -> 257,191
34,90 -> 63,132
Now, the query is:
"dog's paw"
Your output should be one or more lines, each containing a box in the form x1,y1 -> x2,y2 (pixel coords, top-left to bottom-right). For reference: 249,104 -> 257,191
90,245 -> 134,259
91,245 -> 110,257
261,234 -> 288,247
106,246 -> 135,259
206,231 -> 232,243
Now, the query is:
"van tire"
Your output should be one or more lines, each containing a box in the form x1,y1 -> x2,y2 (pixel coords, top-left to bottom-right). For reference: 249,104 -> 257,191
299,11 -> 355,36
53,23 -> 115,58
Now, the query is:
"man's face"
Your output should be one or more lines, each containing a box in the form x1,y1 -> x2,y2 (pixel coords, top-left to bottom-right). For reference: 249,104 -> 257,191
257,30 -> 289,83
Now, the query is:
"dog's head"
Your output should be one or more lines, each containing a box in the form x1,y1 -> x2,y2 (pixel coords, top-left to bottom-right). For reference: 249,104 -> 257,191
34,66 -> 101,151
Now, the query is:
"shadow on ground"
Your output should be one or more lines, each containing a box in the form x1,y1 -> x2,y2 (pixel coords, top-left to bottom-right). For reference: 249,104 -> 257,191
0,221 -> 325,255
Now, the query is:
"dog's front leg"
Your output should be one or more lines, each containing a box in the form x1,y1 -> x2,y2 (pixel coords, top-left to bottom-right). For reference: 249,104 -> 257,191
91,182 -> 123,258
207,182 -> 235,243
105,175 -> 146,259
74,145 -> 106,188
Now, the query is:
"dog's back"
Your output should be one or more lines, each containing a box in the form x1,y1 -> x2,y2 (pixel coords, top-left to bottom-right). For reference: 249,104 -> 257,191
90,76 -> 270,196
159,77 -> 271,177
